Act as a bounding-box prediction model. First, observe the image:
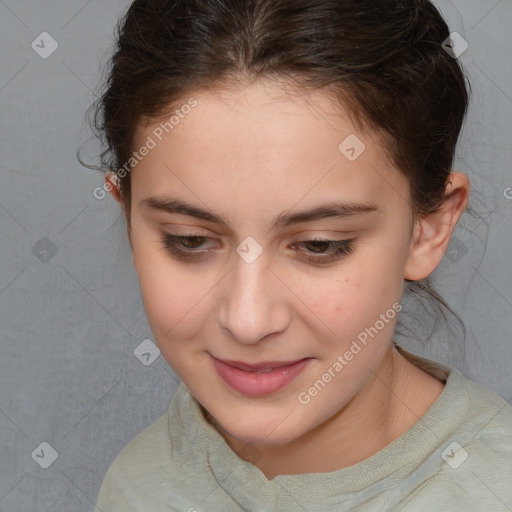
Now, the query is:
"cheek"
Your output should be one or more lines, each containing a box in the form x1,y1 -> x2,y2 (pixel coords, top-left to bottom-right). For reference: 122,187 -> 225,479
132,243 -> 208,338
297,252 -> 403,341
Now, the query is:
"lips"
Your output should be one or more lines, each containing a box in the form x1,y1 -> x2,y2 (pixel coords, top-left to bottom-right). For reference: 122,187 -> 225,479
211,355 -> 312,396
214,357 -> 307,372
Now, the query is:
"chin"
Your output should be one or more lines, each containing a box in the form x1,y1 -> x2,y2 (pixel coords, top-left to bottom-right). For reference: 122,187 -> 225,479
213,408 -> 308,447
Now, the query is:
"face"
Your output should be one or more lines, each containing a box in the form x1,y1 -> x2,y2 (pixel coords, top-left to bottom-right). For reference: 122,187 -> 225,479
126,80 -> 416,445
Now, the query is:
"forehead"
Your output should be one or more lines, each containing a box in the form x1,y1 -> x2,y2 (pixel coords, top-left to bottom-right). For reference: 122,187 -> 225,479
132,79 -> 378,155
129,80 -> 409,224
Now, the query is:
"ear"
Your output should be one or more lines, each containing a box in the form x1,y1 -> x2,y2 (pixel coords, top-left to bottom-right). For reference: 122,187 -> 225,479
105,171 -> 122,204
404,172 -> 470,281
105,172 -> 134,251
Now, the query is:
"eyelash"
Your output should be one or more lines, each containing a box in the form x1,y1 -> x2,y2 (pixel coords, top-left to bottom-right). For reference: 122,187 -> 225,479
159,231 -> 356,264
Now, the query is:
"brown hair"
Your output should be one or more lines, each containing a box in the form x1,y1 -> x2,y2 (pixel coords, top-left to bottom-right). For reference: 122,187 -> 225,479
85,0 -> 476,360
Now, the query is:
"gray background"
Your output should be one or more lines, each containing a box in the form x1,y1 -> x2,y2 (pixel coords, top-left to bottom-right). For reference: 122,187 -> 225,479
0,0 -> 511,510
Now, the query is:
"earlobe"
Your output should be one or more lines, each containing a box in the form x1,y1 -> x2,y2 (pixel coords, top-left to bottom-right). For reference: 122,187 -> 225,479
404,172 -> 470,281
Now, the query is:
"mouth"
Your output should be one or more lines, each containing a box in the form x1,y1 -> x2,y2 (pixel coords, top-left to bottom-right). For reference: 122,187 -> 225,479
210,355 -> 312,396
213,357 -> 308,372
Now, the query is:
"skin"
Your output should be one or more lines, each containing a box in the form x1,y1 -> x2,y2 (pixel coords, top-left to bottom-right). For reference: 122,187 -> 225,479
106,79 -> 470,479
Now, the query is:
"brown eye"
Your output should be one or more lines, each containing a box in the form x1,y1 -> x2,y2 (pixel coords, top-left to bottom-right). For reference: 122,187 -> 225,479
292,239 -> 356,264
302,240 -> 331,253
160,232 -> 215,262
160,232 -> 357,265
178,236 -> 208,249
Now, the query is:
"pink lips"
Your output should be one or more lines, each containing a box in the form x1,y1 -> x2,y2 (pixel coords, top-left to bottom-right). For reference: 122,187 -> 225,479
211,355 -> 311,396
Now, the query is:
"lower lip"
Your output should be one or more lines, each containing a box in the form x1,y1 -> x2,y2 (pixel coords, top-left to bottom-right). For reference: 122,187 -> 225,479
211,356 -> 311,396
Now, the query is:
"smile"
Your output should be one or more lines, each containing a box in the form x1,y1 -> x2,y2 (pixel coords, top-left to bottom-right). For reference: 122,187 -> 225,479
210,355 -> 312,396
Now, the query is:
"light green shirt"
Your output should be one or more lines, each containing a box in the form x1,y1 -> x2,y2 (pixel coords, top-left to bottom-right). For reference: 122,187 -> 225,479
95,350 -> 512,511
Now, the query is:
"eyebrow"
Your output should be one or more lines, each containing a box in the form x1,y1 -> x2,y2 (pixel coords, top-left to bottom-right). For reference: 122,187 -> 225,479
140,196 -> 379,229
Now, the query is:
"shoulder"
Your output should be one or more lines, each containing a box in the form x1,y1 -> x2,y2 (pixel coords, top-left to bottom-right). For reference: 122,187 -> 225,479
110,409 -> 172,474
95,411 -> 173,511
411,370 -> 512,510
456,370 -> 512,471
397,349 -> 512,510
455,369 -> 512,440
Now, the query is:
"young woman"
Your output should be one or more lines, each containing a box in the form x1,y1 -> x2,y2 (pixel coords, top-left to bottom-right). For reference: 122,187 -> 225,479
90,0 -> 512,510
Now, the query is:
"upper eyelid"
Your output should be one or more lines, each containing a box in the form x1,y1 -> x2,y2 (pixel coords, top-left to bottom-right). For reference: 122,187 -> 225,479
161,227 -> 357,240
160,235 -> 355,267
161,232 -> 356,253
163,233 -> 354,246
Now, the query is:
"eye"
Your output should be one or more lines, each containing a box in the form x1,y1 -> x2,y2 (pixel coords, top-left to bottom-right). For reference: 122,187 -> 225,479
291,238 -> 356,264
159,232 -> 215,262
160,231 -> 356,264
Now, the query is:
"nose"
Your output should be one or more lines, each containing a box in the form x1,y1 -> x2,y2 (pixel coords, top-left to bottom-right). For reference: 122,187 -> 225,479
217,253 -> 291,345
